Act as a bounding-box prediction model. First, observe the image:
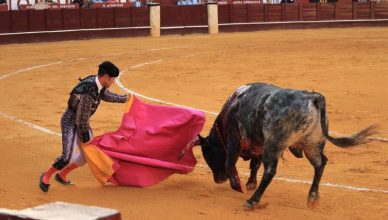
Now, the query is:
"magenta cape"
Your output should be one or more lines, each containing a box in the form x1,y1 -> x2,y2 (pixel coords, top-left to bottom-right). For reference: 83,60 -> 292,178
84,96 -> 205,187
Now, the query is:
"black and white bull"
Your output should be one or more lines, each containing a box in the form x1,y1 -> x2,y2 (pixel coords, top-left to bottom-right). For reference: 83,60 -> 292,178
179,83 -> 377,209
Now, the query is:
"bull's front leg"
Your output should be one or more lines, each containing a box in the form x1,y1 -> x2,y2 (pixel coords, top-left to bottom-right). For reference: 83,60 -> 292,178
246,155 -> 263,190
245,142 -> 281,209
226,139 -> 243,193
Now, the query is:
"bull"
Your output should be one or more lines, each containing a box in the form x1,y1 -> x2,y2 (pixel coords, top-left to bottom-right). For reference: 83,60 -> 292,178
179,83 -> 377,209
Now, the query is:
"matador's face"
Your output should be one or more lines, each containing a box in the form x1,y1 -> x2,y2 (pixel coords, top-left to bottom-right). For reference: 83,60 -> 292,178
102,76 -> 116,88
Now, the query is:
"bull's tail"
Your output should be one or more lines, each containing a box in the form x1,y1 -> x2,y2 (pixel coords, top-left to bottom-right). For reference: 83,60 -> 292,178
312,93 -> 378,148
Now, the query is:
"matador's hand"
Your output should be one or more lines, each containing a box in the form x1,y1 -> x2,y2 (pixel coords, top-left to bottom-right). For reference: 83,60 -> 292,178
82,140 -> 91,146
126,94 -> 132,102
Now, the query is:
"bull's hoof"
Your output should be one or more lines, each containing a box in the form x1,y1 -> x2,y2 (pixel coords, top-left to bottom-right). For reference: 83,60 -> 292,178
231,183 -> 244,193
243,201 -> 268,209
307,193 -> 320,209
246,182 -> 257,191
243,201 -> 256,209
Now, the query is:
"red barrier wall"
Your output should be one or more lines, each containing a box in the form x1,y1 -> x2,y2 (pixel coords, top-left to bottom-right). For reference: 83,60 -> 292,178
29,10 -> 45,31
161,6 -> 184,26
230,4 -> 247,23
375,2 -> 388,19
183,5 -> 207,26
216,3 -> 388,24
81,8 -> 97,29
46,9 -> 63,31
336,3 -> 353,20
161,5 -> 207,27
301,3 -> 317,21
153,0 -> 177,5
218,4 -> 230,23
0,4 -> 8,11
355,2 -> 371,19
11,10 -> 29,32
247,4 -> 264,22
0,3 -> 388,36
97,8 -> 115,28
0,11 -> 11,33
63,9 -> 81,30
284,4 -> 299,21
266,4 -> 282,22
319,3 -> 335,20
131,7 -> 149,26
115,7 -> 132,27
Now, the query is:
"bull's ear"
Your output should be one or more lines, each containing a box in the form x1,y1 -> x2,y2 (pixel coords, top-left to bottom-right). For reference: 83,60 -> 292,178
198,134 -> 205,143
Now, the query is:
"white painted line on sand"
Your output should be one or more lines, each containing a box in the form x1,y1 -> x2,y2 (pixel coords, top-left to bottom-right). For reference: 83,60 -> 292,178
0,61 -> 63,80
0,111 -> 61,137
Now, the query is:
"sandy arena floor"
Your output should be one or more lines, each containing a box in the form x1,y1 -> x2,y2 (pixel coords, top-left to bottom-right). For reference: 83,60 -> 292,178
0,27 -> 387,220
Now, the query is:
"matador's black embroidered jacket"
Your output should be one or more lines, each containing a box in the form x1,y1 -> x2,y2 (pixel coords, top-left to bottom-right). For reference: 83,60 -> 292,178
67,75 -> 127,142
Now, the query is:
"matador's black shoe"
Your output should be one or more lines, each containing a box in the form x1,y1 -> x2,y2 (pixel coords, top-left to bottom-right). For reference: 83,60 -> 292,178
55,173 -> 74,185
39,173 -> 50,193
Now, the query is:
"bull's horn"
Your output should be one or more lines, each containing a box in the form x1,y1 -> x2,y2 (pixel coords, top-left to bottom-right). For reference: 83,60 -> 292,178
178,136 -> 202,161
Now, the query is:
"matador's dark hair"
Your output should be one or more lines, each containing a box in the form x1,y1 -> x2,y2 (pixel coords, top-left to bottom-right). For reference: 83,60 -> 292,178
98,61 -> 119,77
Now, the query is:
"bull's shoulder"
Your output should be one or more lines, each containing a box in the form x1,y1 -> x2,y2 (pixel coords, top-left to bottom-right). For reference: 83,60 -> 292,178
233,83 -> 279,99
246,83 -> 280,92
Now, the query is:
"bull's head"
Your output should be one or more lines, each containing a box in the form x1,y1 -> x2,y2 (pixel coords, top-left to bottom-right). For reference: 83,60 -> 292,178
179,135 -> 227,184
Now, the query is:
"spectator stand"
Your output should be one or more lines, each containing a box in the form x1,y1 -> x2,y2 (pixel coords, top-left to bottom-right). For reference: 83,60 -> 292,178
17,0 -> 80,10
216,0 -> 300,4
0,0 -> 8,11
176,0 -> 203,5
217,0 -> 262,4
15,0 -> 140,10
91,0 -> 133,8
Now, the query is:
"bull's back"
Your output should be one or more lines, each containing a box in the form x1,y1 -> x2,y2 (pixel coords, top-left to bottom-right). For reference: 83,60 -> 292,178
234,83 -> 322,144
261,88 -> 324,147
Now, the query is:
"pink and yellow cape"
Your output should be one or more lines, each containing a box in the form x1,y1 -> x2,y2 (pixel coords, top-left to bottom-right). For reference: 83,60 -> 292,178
82,96 -> 205,187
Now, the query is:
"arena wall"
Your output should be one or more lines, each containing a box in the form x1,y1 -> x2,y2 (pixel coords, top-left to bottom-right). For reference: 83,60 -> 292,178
0,2 -> 387,44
